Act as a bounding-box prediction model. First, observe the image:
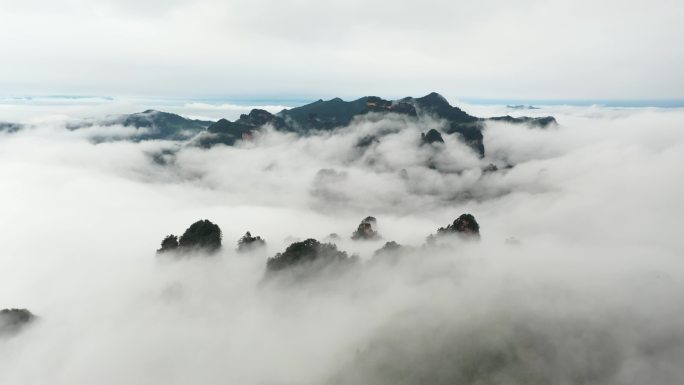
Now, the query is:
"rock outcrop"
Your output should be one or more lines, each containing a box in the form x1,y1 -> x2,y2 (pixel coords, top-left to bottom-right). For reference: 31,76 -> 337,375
157,235 -> 179,253
157,219 -> 222,255
407,92 -> 484,156
199,109 -> 288,147
266,238 -> 351,272
435,214 -> 480,238
427,214 -> 481,244
178,219 -> 222,252
363,96 -> 417,116
351,216 -> 381,240
237,231 -> 266,253
421,129 -> 445,145
0,308 -> 35,336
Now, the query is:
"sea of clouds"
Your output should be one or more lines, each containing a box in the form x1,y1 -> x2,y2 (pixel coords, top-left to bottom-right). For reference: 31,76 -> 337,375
0,98 -> 683,384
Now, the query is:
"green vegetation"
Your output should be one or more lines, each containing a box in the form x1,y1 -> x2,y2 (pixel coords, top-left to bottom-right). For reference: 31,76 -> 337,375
351,216 -> 381,240
426,214 -> 481,244
237,231 -> 266,253
157,219 -> 222,255
179,219 -> 222,252
278,97 -> 370,130
199,109 -> 289,147
437,214 -> 480,237
266,238 -> 351,272
50,93 -> 556,159
157,235 -> 179,253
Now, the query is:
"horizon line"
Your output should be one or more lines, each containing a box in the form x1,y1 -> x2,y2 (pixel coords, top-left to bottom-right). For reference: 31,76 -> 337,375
2,94 -> 684,108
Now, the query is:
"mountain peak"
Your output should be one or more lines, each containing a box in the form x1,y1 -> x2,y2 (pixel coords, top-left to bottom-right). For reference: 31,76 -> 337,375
417,92 -> 450,106
248,108 -> 273,117
427,91 -> 445,98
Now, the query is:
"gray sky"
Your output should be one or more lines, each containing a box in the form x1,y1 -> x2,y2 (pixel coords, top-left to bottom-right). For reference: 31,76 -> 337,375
1,0 -> 682,100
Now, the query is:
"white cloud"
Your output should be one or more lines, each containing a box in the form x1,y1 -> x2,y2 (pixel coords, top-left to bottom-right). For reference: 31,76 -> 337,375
0,102 -> 683,383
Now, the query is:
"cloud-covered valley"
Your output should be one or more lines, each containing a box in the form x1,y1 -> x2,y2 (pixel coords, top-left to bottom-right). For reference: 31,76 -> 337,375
1,98 -> 683,384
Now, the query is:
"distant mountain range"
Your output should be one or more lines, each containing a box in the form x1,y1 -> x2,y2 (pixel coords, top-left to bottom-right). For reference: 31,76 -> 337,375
67,109 -> 213,141
507,104 -> 540,110
0,122 -> 23,133
2,93 -> 556,157
198,92 -> 555,156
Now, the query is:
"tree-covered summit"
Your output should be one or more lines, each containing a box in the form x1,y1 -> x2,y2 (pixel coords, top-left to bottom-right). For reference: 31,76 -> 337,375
266,238 -> 352,273
157,219 -> 222,255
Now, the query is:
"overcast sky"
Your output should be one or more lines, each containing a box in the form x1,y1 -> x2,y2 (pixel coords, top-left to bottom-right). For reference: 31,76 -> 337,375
1,0 -> 682,100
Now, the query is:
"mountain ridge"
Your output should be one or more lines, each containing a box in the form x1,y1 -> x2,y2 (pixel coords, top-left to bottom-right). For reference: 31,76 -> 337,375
9,93 -> 556,157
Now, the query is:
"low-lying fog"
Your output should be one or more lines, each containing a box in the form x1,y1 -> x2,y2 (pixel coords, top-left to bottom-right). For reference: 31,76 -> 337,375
1,99 -> 683,384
